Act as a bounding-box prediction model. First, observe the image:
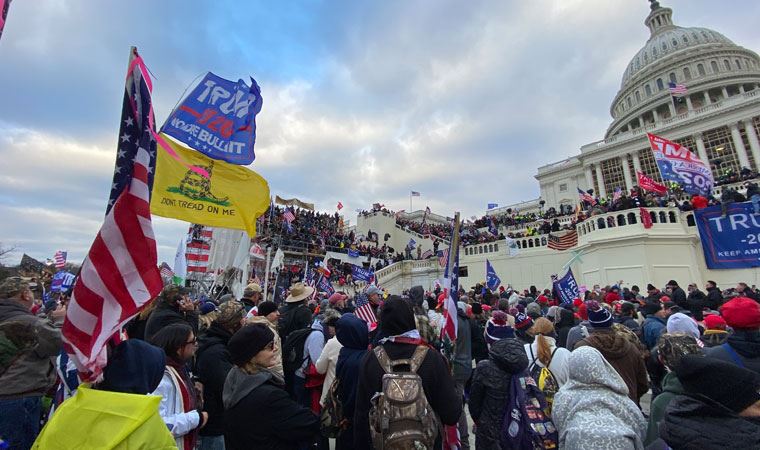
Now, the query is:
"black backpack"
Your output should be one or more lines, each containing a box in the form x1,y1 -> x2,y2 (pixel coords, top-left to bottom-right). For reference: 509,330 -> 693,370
282,328 -> 314,378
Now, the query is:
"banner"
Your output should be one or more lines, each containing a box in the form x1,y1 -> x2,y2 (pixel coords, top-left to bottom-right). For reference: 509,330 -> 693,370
150,135 -> 270,236
275,195 -> 314,211
351,264 -> 375,283
51,271 -> 76,293
636,170 -> 668,195
694,204 -> 760,269
0,0 -> 11,41
162,72 -> 263,165
647,133 -> 714,196
640,207 -> 653,229
504,237 -> 520,257
553,269 -> 580,304
487,203 -> 498,209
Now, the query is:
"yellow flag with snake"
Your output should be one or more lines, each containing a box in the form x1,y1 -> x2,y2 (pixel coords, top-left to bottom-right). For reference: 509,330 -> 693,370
150,135 -> 270,236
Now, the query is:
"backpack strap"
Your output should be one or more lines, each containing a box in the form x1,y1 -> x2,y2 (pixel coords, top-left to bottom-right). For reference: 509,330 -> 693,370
408,346 -> 428,373
373,346 -> 393,373
721,343 -> 745,368
373,345 -> 428,373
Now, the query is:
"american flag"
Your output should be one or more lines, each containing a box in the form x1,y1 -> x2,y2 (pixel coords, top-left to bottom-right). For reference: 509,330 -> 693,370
578,187 -> 597,206
282,208 -> 296,224
62,48 -> 163,382
354,293 -> 377,326
612,187 -> 622,202
54,250 -> 67,269
437,248 -> 449,268
547,230 -> 578,251
411,191 -> 421,197
669,82 -> 688,96
440,214 -> 461,342
421,249 -> 433,259
159,262 -> 174,279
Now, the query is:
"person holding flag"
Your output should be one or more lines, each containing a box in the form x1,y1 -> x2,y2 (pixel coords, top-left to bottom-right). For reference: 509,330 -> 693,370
486,259 -> 501,291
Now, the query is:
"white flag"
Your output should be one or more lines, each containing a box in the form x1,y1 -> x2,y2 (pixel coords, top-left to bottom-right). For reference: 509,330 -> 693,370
173,237 -> 187,285
270,248 -> 285,273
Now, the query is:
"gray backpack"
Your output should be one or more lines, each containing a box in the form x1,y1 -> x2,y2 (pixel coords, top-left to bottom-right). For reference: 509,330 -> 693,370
369,345 -> 440,450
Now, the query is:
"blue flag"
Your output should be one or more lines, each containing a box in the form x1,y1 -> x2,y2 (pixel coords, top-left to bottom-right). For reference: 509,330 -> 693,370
347,249 -> 360,258
162,72 -> 263,165
486,259 -> 501,290
488,217 -> 499,236
351,264 -> 375,283
694,203 -> 760,269
317,275 -> 335,296
487,203 -> 498,209
553,269 -> 580,304
408,238 -> 416,249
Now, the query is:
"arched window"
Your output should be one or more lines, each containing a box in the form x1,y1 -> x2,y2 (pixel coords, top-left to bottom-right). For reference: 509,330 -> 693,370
736,59 -> 742,70
650,211 -> 657,223
597,218 -> 606,229
488,244 -> 493,252
645,84 -> 652,96
669,72 -> 677,83
668,211 -> 677,223
627,97 -> 632,108
711,61 -> 719,73
686,214 -> 696,227
635,91 -> 641,102
627,212 -> 637,224
724,59 -> 731,71
683,67 -> 691,80
528,240 -> 534,248
657,78 -> 664,90
617,214 -> 626,226
659,211 -> 667,223
493,244 -> 498,252
697,63 -> 705,76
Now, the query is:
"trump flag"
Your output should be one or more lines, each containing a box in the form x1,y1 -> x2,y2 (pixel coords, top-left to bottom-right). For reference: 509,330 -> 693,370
647,133 -> 713,196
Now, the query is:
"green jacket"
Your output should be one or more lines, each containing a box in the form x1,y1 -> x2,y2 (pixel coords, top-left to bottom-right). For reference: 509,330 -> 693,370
645,371 -> 684,445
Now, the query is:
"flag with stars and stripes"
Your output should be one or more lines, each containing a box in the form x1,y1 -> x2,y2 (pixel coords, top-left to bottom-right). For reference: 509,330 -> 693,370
106,57 -> 158,214
63,48 -> 163,382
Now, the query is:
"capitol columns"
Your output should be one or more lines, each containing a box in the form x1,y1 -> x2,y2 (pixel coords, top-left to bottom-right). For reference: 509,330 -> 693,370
729,122 -> 752,169
743,118 -> 760,171
584,165 -> 594,192
631,150 -> 642,175
693,132 -> 710,166
594,164 -> 607,198
620,155 -> 633,191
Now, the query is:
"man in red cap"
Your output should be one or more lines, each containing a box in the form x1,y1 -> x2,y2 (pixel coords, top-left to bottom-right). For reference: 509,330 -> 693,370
702,314 -> 729,347
705,297 -> 760,373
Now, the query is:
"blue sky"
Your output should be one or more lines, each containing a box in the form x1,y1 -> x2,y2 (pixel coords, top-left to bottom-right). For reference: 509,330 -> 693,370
1,0 -> 759,265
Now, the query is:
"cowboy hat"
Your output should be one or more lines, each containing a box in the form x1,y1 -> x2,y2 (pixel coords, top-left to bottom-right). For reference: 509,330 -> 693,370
286,282 -> 315,303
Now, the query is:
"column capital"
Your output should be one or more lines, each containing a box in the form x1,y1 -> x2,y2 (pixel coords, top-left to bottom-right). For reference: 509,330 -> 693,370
729,122 -> 740,131
692,131 -> 703,140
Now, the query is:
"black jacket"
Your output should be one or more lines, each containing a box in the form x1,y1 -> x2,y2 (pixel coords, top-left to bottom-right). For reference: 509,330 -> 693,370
223,367 -> 319,450
277,302 -> 312,342
704,330 -> 760,374
195,323 -> 234,436
353,343 -> 462,449
555,308 -> 575,349
144,302 -> 199,340
705,287 -> 723,310
659,394 -> 760,449
685,289 -> 707,320
670,287 -> 687,308
468,339 -> 529,450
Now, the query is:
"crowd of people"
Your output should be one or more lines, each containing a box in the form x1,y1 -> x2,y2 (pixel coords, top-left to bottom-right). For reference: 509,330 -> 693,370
3,271 -> 760,450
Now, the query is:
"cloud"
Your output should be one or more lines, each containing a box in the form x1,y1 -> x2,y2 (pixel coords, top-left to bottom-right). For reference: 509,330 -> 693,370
1,0 -> 758,264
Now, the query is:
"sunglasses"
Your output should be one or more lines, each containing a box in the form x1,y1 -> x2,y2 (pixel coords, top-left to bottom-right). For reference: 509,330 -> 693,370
184,338 -> 198,346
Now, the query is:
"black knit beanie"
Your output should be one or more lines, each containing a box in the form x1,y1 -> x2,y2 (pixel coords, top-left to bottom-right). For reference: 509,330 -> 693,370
228,323 -> 274,366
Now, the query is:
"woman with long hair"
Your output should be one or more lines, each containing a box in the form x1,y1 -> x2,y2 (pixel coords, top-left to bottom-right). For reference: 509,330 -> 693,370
525,317 -> 571,387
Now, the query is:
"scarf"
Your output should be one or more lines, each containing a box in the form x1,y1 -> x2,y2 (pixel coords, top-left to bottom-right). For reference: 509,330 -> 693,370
167,358 -> 197,450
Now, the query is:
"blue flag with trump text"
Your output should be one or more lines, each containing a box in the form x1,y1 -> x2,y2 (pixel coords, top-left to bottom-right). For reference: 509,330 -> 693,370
162,72 -> 263,165
694,203 -> 760,269
351,264 -> 375,283
553,269 -> 580,304
486,259 -> 501,290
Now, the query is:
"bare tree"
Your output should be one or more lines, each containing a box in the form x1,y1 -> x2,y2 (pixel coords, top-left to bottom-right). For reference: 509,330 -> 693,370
0,242 -> 17,265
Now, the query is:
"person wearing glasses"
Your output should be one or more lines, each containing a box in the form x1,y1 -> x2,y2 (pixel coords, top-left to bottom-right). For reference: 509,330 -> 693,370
150,323 -> 208,450
223,323 -> 319,450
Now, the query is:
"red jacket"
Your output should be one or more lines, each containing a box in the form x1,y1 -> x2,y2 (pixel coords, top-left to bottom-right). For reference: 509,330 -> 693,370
691,195 -> 708,209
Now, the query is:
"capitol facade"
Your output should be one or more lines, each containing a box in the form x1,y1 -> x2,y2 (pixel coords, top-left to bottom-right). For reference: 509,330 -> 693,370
496,0 -> 760,215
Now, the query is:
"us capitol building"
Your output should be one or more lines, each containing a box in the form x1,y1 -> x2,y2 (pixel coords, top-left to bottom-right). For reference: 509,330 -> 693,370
357,1 -> 760,293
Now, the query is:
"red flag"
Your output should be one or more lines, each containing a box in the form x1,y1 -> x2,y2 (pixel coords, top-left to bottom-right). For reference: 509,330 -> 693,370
0,0 -> 12,41
62,49 -> 163,382
640,207 -> 653,229
337,201 -> 343,210
637,170 -> 668,196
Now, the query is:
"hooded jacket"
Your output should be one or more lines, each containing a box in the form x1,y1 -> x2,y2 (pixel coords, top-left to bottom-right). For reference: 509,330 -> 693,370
0,298 -> 62,399
277,302 -> 313,343
335,314 -> 370,449
223,366 -> 319,450
574,328 -> 649,402
658,394 -> 760,449
452,308 -> 474,383
704,330 -> 760,373
552,347 -> 646,450
468,338 -> 529,450
194,322 -> 234,436
353,298 -> 461,449
555,308 -> 575,349
644,371 -> 684,445
642,316 -> 667,350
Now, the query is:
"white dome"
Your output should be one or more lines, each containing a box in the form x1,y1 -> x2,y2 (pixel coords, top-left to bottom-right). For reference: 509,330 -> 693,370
620,26 -> 735,89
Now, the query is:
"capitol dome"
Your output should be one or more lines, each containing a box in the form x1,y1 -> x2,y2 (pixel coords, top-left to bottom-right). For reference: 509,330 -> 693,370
605,0 -> 760,139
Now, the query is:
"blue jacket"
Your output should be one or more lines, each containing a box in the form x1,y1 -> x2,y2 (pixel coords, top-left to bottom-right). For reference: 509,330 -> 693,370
642,316 -> 667,350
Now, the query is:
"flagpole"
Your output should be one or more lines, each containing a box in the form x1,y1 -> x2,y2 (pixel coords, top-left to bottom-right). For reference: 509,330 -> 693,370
410,192 -> 412,212
263,245 -> 272,302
